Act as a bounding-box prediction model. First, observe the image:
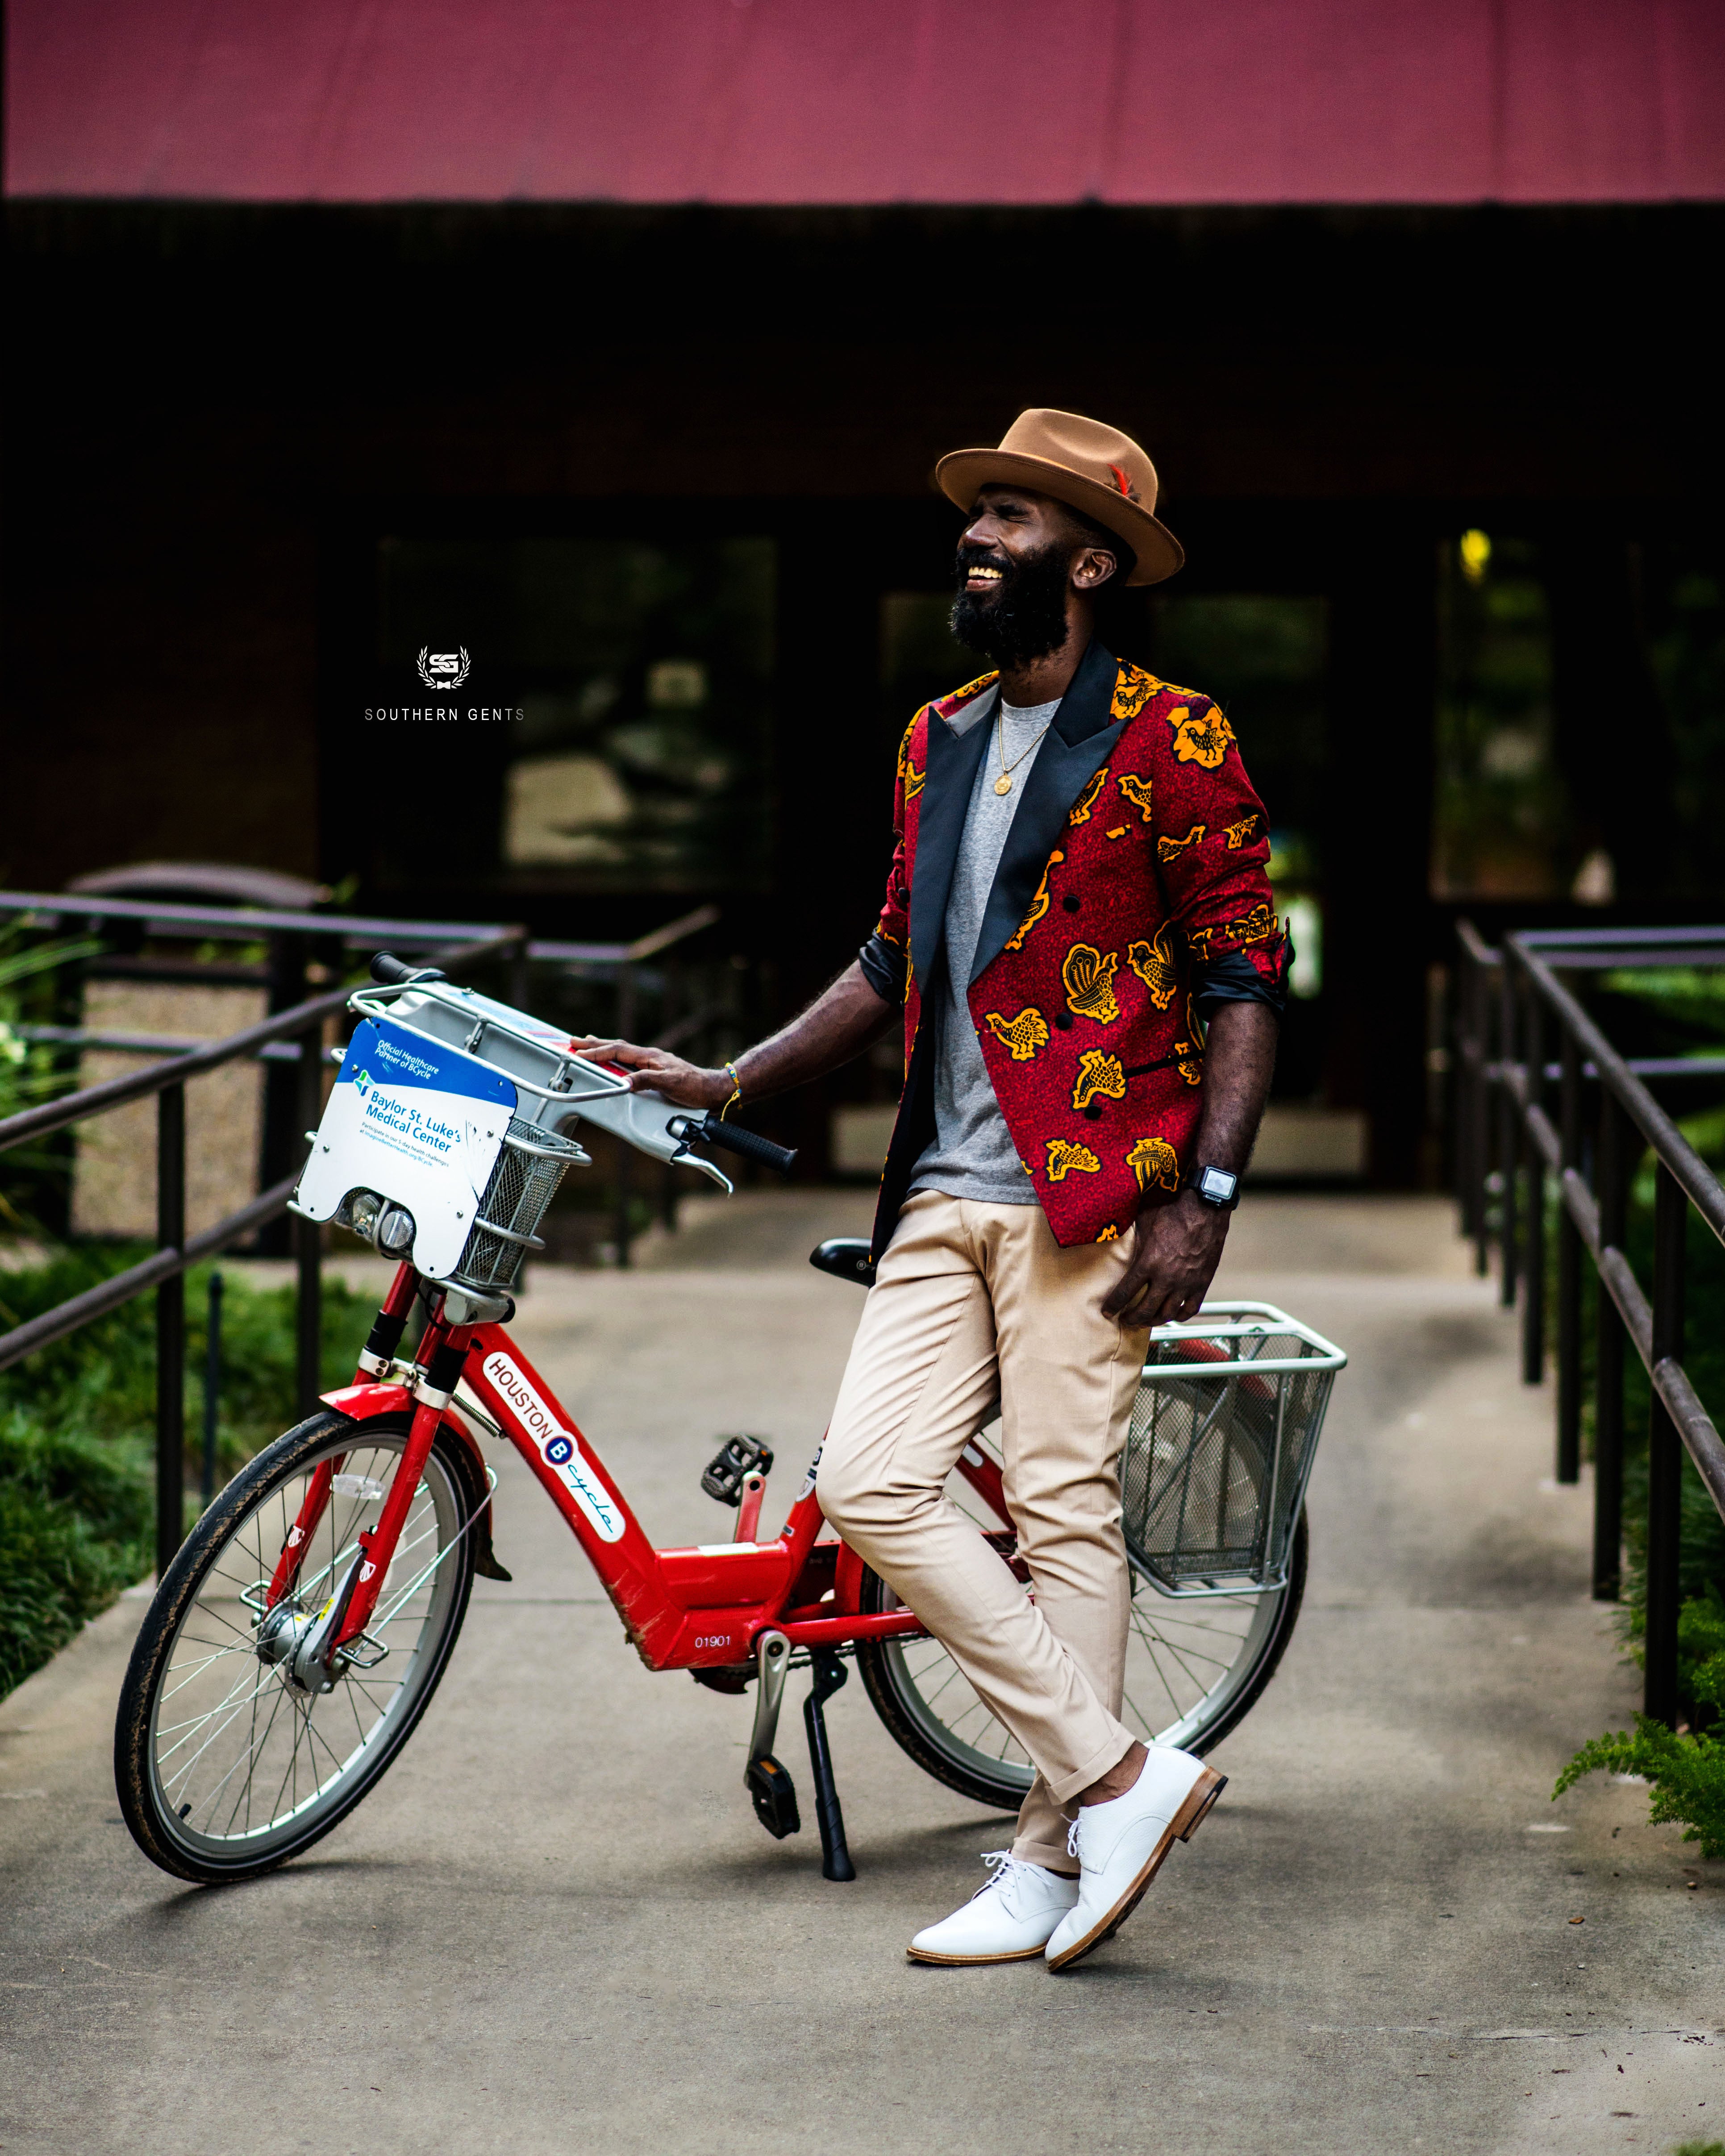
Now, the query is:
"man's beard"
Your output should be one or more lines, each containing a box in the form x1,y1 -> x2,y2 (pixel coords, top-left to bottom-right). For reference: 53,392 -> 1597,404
949,540 -> 1073,667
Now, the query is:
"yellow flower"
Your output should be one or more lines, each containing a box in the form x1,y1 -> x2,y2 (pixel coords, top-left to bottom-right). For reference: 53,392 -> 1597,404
1062,943 -> 1121,1025
1126,1135 -> 1180,1193
1167,703 -> 1236,770
1046,1139 -> 1103,1182
982,1007 -> 1050,1062
1072,1050 -> 1126,1110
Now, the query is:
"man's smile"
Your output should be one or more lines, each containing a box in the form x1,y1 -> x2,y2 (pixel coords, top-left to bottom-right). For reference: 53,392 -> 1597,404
962,558 -> 1007,593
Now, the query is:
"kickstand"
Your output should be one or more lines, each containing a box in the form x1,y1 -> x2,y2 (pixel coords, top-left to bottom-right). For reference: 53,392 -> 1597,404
802,1650 -> 857,1882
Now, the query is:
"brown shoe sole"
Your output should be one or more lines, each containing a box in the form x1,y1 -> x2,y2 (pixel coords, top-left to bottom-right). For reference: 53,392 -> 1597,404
905,1941 -> 1050,1966
1045,1766 -> 1227,1974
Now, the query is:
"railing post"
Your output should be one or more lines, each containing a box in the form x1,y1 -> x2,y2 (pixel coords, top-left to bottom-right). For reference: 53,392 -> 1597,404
1644,1161 -> 1687,1724
258,930 -> 310,1256
1498,959 -> 1519,1308
200,1269 -> 224,1508
1521,981 -> 1546,1383
1471,952 -> 1492,1277
294,1018 -> 323,1418
1555,1026 -> 1582,1479
155,1083 -> 186,1581
1592,1092 -> 1628,1601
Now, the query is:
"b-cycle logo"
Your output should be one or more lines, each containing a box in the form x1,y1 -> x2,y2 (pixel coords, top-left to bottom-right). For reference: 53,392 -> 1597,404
481,1351 -> 623,1543
417,646 -> 471,690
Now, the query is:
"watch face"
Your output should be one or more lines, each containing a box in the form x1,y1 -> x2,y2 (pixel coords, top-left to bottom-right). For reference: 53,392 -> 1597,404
1198,1165 -> 1238,1205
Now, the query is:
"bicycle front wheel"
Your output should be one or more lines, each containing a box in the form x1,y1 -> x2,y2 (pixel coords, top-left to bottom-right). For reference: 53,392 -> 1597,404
855,1424 -> 1307,1812
116,1410 -> 480,1884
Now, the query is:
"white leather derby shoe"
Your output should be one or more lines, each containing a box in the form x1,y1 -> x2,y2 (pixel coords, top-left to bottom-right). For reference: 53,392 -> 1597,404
1045,1746 -> 1225,1973
908,1851 -> 1080,1965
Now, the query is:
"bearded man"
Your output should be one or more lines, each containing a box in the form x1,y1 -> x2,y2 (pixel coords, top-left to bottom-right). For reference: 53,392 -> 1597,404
590,410 -> 1286,1971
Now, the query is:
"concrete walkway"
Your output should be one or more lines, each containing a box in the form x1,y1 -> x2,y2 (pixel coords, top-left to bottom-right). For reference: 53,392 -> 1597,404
1,1196 -> 1719,2156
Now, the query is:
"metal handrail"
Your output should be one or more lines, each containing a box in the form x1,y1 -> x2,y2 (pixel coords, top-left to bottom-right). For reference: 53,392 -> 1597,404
1453,918 -> 1725,1728
0,912 -> 529,1580
0,892 -> 737,1583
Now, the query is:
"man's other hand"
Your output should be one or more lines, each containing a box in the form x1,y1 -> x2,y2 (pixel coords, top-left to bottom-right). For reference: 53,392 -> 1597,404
1101,1190 -> 1230,1327
569,1038 -> 730,1111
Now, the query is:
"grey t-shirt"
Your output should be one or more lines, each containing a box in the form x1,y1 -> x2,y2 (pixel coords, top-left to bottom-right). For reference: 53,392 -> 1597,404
911,691 -> 1058,1206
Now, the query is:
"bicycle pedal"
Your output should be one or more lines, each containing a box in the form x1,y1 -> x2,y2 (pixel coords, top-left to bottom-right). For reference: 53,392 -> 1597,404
744,1753 -> 801,1839
702,1434 -> 775,1507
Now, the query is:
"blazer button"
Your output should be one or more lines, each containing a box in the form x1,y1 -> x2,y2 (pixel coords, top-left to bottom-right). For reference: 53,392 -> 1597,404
1054,1013 -> 1073,1031
1062,893 -> 1081,912
1083,1102 -> 1103,1120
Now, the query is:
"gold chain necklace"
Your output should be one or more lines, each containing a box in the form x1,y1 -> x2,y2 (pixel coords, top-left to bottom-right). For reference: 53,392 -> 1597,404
994,706 -> 1053,796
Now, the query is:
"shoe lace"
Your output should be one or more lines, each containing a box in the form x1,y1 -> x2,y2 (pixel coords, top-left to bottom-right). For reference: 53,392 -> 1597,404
1066,1818 -> 1082,1862
972,1849 -> 1027,1908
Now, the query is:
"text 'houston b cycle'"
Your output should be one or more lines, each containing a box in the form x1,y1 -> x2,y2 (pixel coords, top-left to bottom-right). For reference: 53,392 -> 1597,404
117,956 -> 1344,1885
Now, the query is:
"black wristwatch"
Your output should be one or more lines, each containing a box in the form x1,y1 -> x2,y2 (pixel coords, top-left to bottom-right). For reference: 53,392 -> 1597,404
1184,1164 -> 1241,1210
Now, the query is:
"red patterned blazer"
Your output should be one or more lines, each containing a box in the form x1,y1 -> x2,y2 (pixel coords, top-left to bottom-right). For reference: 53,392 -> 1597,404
862,639 -> 1285,1254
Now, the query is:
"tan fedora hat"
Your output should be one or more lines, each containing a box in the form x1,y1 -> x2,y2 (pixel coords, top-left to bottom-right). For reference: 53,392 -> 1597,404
934,408 -> 1183,587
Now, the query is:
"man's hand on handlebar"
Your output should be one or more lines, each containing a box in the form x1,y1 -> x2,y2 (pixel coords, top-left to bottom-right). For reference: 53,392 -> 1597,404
569,1039 -> 733,1111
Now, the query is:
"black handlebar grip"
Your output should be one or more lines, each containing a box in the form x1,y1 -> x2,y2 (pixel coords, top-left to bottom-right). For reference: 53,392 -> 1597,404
694,1114 -> 798,1176
370,951 -> 446,986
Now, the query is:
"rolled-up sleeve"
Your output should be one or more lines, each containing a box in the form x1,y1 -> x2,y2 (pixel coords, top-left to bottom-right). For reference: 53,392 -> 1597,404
1153,692 -> 1289,1014
858,928 -> 905,1005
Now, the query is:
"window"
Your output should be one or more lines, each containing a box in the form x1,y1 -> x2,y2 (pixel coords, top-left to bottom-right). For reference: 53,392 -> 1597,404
369,536 -> 775,894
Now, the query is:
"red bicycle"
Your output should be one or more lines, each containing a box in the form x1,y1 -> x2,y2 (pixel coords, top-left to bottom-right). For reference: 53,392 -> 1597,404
116,957 -> 1330,1885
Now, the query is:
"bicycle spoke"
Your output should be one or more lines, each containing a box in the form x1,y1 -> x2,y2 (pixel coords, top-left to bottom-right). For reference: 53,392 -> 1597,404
144,1428 -> 468,1856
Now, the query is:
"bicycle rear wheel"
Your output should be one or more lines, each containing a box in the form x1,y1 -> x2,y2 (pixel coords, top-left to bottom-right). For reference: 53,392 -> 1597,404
855,1421 -> 1307,1812
116,1409 -> 480,1884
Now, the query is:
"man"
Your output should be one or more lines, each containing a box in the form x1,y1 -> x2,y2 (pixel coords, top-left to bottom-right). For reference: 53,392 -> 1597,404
588,410 -> 1285,1972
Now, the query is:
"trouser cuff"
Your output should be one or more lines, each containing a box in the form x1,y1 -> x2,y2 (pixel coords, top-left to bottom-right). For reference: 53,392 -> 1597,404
1010,1832 -> 1079,1874
1046,1727 -> 1137,1806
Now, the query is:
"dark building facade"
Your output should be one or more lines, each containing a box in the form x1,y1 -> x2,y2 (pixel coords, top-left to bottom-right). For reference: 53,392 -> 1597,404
7,6 -> 1724,1183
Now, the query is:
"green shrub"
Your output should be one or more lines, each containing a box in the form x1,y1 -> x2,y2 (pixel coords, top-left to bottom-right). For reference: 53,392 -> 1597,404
0,1410 -> 152,1695
1554,1595 -> 1725,1859
0,1244 -> 376,1697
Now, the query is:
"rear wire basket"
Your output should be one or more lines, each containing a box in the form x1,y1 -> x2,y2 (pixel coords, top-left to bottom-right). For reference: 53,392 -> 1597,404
451,1116 -> 584,1291
1120,1303 -> 1344,1594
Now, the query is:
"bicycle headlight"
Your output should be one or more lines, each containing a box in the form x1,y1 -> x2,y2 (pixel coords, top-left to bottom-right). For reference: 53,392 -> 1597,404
376,1204 -> 416,1257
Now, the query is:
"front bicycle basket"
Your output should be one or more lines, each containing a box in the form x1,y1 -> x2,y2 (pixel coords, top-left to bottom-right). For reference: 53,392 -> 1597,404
448,1116 -> 585,1292
1120,1301 -> 1345,1594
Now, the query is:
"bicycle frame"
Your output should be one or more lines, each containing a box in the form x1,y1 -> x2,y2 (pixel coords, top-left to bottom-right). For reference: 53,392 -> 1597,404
265,1263 -> 1015,1673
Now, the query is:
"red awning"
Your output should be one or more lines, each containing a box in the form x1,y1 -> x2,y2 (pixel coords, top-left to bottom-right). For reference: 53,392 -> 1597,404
8,0 -> 1723,204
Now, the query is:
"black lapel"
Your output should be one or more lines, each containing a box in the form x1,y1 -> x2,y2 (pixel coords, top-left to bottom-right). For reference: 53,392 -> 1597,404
970,640 -> 1125,983
908,688 -> 995,989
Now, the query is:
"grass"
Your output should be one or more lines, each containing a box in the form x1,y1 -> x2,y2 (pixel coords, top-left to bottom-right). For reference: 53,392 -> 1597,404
0,1243 -> 375,1698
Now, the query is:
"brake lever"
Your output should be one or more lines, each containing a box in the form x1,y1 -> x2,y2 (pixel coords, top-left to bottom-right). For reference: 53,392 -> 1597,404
665,1116 -> 735,1193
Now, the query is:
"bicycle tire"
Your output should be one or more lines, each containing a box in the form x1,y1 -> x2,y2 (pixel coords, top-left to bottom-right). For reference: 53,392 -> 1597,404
116,1409 -> 480,1884
856,1507 -> 1308,1811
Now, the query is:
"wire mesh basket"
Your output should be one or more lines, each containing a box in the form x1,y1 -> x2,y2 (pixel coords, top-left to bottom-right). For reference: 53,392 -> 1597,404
1119,1301 -> 1345,1594
450,1115 -> 586,1291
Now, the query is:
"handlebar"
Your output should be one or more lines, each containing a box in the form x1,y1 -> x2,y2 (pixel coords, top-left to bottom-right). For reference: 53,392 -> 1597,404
680,1113 -> 798,1177
370,951 -> 446,986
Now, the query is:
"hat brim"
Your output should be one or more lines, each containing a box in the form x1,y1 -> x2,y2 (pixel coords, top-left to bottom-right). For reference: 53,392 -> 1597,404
933,449 -> 1183,587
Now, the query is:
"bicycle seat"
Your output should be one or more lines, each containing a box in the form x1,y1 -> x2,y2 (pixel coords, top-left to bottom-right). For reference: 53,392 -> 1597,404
810,1238 -> 875,1288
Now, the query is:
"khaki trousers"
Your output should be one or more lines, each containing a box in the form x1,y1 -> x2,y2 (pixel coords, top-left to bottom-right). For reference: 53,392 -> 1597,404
818,1190 -> 1150,1870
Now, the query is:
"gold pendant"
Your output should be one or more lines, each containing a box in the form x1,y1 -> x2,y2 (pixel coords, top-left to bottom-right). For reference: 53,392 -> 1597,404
994,774 -> 1013,795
